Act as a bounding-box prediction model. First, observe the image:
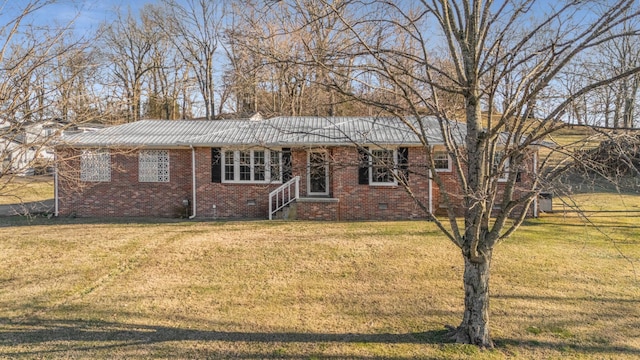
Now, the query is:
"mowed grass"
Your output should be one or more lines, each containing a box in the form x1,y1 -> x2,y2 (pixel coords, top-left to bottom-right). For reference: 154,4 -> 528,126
0,176 -> 53,204
0,199 -> 638,359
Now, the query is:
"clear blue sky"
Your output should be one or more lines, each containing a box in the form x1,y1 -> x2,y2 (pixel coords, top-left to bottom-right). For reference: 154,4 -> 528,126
47,0 -> 148,30
0,0 -> 152,33
5,0 -> 591,33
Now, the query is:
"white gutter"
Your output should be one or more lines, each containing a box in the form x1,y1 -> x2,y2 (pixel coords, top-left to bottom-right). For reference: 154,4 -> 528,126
533,150 -> 538,218
428,171 -> 433,215
189,145 -> 197,219
54,152 -> 59,217
428,146 -> 434,215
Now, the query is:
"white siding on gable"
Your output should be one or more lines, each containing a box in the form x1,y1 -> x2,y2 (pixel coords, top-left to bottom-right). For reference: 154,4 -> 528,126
81,149 -> 111,182
139,150 -> 170,182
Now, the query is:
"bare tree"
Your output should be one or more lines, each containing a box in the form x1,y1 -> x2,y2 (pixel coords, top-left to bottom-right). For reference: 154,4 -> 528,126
226,0 -> 367,117
559,15 -> 640,129
149,0 -> 225,120
0,0 -> 88,201
48,43 -> 103,124
595,18 -> 640,129
99,8 -> 160,122
139,5 -> 188,120
226,1 -> 312,117
259,0 -> 640,347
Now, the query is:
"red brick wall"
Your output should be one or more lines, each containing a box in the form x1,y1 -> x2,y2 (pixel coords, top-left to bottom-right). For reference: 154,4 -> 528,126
192,146 -> 441,220
294,199 -> 339,221
430,150 -> 538,218
57,148 -> 193,217
56,146 -> 537,220
327,147 -> 428,220
193,148 -> 282,219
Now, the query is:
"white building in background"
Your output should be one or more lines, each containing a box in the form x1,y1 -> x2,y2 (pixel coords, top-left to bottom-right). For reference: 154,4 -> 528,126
0,118 -> 104,176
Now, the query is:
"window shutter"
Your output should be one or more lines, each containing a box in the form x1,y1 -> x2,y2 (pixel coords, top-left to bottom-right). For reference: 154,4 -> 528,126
211,148 -> 222,183
282,148 -> 292,182
398,147 -> 409,182
358,147 -> 369,185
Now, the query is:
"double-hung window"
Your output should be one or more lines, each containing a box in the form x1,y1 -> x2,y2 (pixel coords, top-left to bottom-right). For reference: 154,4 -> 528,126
139,150 -> 170,182
80,149 -> 111,182
433,151 -> 451,172
370,149 -> 397,185
359,147 -> 409,186
493,151 -> 509,182
222,149 -> 281,183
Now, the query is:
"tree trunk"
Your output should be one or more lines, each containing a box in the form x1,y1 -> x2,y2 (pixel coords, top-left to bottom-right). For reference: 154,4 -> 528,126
449,250 -> 493,348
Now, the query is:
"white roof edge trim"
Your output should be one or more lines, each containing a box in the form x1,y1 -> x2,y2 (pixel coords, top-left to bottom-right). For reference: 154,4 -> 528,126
183,142 -> 428,148
56,144 -> 191,149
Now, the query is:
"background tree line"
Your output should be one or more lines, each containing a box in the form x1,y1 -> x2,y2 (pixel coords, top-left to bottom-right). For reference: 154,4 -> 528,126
4,0 -> 638,127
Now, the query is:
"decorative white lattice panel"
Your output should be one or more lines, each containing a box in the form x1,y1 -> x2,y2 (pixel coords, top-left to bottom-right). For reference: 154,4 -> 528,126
139,150 -> 169,182
81,150 -> 111,182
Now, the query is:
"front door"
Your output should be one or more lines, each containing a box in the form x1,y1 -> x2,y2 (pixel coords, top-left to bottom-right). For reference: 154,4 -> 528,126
308,151 -> 329,196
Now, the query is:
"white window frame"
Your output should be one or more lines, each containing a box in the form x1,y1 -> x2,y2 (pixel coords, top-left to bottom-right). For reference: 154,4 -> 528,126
307,150 -> 329,196
433,151 -> 452,172
493,151 -> 510,182
270,150 -> 283,182
222,149 -> 282,184
139,149 -> 170,182
80,149 -> 111,182
369,148 -> 397,186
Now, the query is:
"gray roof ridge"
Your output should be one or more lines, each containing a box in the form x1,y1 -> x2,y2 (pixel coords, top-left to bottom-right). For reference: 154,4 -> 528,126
275,116 -> 357,144
57,115 -> 461,148
177,120 -> 255,145
269,116 -> 428,145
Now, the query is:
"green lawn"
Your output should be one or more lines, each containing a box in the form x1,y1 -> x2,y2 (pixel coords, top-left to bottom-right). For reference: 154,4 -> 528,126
0,197 -> 638,359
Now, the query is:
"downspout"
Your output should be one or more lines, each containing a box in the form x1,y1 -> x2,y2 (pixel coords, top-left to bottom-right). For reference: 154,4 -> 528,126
428,146 -> 433,215
54,152 -> 59,217
533,150 -> 538,218
428,170 -> 433,215
189,145 -> 197,219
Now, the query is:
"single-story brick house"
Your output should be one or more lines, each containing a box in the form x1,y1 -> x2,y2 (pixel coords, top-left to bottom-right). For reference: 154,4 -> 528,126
54,116 -> 539,220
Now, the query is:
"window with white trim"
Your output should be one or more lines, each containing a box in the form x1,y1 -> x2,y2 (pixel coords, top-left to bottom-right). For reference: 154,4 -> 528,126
224,150 -> 235,181
139,150 -> 170,182
80,149 -> 111,182
223,149 -> 282,183
270,151 -> 282,181
493,151 -> 509,182
433,151 -> 451,172
370,149 -> 397,185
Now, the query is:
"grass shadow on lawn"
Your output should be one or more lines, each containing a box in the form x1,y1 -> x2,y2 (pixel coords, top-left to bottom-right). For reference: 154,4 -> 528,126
521,215 -> 640,230
2,318 -> 639,358
0,317 -> 450,358
494,338 -> 640,357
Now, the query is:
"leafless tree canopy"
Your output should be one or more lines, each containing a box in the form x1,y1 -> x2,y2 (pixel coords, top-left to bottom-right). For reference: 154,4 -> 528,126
0,1 -> 95,188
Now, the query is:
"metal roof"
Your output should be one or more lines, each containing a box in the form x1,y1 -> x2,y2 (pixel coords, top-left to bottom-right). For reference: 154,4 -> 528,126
59,116 -> 466,148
